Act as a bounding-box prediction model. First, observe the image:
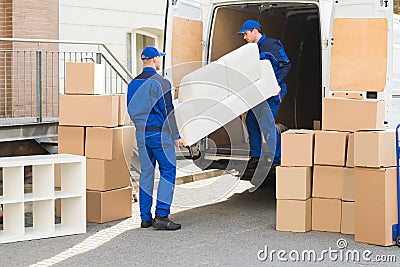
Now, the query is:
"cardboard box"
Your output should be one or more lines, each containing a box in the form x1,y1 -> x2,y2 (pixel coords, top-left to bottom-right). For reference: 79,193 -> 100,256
85,126 -> 135,160
312,165 -> 344,199
118,94 -> 131,126
276,166 -> 311,200
314,130 -> 349,166
58,126 -> 85,156
346,133 -> 354,167
59,94 -> 118,127
312,198 -> 342,232
86,186 -> 132,223
354,130 -> 396,168
55,164 -> 61,188
276,199 -> 311,232
355,167 -> 398,246
322,98 -> 385,132
342,168 -> 355,201
65,62 -> 105,95
55,198 -> 61,217
281,130 -> 314,167
341,201 -> 355,235
86,158 -> 131,191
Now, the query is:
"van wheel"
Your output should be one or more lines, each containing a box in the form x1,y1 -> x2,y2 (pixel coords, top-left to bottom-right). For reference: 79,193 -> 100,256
193,152 -> 213,170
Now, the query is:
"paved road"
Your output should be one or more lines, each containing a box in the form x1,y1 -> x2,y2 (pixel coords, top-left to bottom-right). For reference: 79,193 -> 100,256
1,174 -> 399,266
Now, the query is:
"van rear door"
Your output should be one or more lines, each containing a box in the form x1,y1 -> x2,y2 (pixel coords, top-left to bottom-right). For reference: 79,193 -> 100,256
163,0 -> 203,97
328,0 -> 392,101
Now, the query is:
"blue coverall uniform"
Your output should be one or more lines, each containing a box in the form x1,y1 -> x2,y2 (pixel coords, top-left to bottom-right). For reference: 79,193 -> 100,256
245,34 -> 291,164
127,67 -> 180,222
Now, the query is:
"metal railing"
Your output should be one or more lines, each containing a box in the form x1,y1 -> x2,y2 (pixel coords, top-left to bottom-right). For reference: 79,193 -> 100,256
0,38 -> 134,125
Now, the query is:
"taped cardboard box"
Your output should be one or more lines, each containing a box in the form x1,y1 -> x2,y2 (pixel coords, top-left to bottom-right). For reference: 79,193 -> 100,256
85,126 -> 135,160
276,199 -> 311,232
342,168 -> 355,201
341,201 -> 355,235
355,167 -> 398,246
312,198 -> 342,233
312,165 -> 344,199
276,166 -> 311,200
346,133 -> 354,167
314,130 -> 349,166
86,186 -> 132,223
354,130 -> 396,168
59,94 -> 118,127
65,62 -> 105,95
58,126 -> 85,156
322,98 -> 385,132
281,129 -> 314,167
86,158 -> 130,191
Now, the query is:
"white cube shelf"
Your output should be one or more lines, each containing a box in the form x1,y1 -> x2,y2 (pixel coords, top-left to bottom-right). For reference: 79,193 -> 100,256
0,154 -> 86,243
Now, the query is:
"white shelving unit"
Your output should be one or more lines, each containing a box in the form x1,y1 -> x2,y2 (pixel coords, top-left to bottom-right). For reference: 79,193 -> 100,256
0,154 -> 86,243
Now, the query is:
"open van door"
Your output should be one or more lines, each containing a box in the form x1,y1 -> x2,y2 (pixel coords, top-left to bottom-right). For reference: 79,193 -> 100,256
328,0 -> 393,104
163,0 -> 203,98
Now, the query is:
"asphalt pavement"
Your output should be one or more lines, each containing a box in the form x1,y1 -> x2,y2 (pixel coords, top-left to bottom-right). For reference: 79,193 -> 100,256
1,173 -> 399,267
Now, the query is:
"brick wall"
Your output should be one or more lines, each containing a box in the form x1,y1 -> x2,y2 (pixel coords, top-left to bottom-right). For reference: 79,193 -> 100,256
0,0 -> 59,119
0,1 -> 12,117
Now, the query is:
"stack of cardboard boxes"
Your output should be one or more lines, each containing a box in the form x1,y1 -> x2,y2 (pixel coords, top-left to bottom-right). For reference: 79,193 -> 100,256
276,97 -> 398,246
58,62 -> 134,223
312,130 -> 351,234
276,129 -> 314,232
353,130 -> 398,246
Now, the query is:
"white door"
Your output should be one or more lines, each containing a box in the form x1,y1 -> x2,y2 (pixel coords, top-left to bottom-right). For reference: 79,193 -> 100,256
328,0 -> 393,123
163,0 -> 203,98
329,0 -> 392,93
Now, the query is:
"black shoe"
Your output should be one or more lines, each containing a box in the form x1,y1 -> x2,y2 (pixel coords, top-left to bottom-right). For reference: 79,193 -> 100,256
141,220 -> 153,228
246,156 -> 260,170
152,215 -> 181,230
239,168 -> 255,180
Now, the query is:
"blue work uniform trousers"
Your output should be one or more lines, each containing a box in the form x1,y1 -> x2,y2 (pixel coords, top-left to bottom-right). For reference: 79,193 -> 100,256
136,131 -> 177,222
246,84 -> 286,163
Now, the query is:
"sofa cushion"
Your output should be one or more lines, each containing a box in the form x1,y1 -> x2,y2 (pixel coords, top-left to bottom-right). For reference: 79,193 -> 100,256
179,60 -> 229,103
218,43 -> 261,94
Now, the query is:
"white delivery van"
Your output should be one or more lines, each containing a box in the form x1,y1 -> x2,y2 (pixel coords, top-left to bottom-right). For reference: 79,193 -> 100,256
162,0 -> 396,165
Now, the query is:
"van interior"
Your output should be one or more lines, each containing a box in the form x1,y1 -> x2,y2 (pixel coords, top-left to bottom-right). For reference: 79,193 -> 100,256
203,2 -> 322,160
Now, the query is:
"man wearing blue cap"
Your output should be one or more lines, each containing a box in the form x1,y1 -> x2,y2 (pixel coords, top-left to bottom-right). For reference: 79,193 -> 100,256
127,46 -> 185,230
238,20 -> 291,170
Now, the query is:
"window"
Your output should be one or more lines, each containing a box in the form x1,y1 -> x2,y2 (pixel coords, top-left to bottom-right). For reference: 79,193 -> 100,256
127,30 -> 159,75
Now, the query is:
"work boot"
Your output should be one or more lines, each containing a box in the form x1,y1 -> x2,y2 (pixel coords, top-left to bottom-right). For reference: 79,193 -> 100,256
152,214 -> 181,230
141,220 -> 153,228
245,156 -> 260,170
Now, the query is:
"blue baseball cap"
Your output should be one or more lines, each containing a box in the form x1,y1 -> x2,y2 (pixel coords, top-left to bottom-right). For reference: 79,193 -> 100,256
237,20 -> 261,34
141,46 -> 166,60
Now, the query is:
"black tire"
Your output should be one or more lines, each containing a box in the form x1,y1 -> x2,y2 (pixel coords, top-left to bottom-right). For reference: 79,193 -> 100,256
396,235 -> 400,247
193,154 -> 213,170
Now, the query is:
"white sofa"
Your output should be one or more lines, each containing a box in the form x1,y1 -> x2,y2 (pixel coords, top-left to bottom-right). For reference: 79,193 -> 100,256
174,43 -> 280,146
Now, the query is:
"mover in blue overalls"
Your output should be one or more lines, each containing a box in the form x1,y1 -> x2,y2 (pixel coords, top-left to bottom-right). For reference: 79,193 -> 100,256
127,46 -> 185,230
238,20 -> 291,171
